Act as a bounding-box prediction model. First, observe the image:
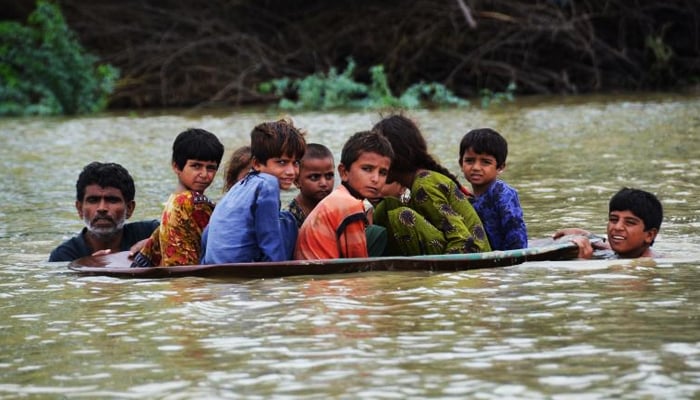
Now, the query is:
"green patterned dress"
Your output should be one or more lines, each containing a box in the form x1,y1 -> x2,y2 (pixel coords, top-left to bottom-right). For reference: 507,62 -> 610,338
373,170 -> 491,256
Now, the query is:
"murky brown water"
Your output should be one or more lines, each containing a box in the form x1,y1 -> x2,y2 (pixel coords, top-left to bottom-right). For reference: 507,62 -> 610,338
1,93 -> 699,398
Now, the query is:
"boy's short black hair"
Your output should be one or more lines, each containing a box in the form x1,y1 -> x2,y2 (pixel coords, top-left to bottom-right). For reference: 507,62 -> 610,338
340,130 -> 394,169
609,187 -> 663,232
459,128 -> 508,169
250,119 -> 306,164
172,128 -> 224,170
303,143 -> 334,163
76,162 -> 135,202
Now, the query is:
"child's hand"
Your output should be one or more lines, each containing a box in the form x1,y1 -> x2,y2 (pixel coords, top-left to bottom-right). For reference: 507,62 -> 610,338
128,238 -> 149,259
91,249 -> 112,257
552,228 -> 590,240
568,235 -> 594,259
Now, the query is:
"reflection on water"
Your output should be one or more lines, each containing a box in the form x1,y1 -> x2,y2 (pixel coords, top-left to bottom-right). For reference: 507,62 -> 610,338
1,94 -> 699,398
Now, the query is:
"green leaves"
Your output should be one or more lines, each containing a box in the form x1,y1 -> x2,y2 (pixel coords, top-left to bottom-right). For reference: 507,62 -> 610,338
259,58 -> 472,111
0,1 -> 119,116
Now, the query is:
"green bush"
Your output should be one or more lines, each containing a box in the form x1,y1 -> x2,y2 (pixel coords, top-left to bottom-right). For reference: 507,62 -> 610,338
259,58 -> 471,111
0,1 -> 119,116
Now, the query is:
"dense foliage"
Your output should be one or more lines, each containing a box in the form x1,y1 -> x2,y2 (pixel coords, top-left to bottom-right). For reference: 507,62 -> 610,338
0,1 -> 118,116
5,0 -> 697,110
259,58 -> 475,110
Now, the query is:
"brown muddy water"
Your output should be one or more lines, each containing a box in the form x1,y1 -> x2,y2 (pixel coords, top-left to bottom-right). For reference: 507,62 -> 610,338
0,93 -> 698,399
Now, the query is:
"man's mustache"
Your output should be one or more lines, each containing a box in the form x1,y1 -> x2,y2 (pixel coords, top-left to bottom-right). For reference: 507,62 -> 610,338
90,216 -> 114,224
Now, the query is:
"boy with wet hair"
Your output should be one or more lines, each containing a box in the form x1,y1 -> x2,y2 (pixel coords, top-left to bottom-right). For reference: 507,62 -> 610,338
459,128 -> 527,250
131,128 -> 224,267
554,187 -> 663,258
295,130 -> 394,260
288,143 -> 336,227
203,119 -> 306,263
49,162 -> 159,262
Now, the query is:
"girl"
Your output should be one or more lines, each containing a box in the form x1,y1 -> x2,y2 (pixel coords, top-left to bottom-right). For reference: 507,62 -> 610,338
372,114 -> 491,255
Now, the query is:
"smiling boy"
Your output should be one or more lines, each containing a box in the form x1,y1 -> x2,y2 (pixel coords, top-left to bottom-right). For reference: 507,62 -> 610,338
553,187 -> 663,258
295,130 -> 394,260
202,119 -> 306,263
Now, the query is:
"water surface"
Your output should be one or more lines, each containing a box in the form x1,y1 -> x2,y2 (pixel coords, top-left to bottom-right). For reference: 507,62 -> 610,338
1,93 -> 699,398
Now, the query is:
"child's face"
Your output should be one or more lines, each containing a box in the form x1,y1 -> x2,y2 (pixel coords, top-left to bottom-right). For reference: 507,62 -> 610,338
460,148 -> 501,192
255,155 -> 299,190
297,157 -> 335,202
607,210 -> 657,257
174,159 -> 219,193
338,151 -> 391,199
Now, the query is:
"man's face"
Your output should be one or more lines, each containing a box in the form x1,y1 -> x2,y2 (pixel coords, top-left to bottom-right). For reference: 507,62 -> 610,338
76,184 -> 134,239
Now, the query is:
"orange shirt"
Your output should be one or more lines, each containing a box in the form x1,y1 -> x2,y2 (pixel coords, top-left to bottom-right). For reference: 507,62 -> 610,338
294,185 -> 368,260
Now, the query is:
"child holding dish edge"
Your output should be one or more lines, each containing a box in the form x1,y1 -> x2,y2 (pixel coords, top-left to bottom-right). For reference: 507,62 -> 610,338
553,187 -> 662,259
131,128 -> 224,267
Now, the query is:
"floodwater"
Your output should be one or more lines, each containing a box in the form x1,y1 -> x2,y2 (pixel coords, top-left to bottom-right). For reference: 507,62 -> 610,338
1,93 -> 699,399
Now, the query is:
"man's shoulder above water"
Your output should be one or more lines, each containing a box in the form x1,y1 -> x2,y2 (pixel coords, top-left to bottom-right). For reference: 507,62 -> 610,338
48,219 -> 159,262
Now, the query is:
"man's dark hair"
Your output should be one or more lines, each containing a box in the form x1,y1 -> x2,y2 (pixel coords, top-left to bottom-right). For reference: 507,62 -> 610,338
76,162 -> 135,202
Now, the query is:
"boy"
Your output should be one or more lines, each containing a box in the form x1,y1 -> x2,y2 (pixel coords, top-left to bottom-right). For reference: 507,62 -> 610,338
132,128 -> 224,267
553,187 -> 663,259
202,119 -> 306,263
459,128 -> 528,250
49,162 -> 159,262
295,130 -> 394,260
288,143 -> 336,227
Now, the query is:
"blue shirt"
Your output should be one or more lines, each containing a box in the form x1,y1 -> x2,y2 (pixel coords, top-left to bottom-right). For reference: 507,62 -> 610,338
471,180 -> 528,250
202,171 -> 297,264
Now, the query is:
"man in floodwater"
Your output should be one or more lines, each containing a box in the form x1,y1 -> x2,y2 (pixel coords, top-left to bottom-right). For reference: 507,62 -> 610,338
49,162 -> 159,262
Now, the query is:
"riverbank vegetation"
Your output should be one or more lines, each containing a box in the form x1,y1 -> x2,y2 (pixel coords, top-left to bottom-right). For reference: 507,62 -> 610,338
2,0 -> 698,113
0,1 -> 118,116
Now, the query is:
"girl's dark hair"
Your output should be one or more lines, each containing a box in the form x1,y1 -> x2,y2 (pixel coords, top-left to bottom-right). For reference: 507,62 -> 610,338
223,145 -> 252,192
373,114 -> 461,187
172,128 -> 224,170
459,128 -> 508,168
250,118 -> 306,164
